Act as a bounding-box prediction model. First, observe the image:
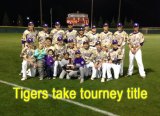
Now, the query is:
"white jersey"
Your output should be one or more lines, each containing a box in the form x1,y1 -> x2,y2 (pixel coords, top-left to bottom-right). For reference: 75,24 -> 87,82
65,29 -> 77,43
99,31 -> 113,48
22,29 -> 37,42
88,32 -> 99,46
127,32 -> 144,49
114,30 -> 128,48
80,47 -> 95,64
76,35 -> 89,48
37,31 -> 49,44
50,28 -> 65,45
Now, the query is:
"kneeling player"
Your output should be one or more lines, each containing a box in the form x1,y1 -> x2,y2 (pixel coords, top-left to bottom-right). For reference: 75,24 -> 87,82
101,40 -> 123,82
20,38 -> 36,81
67,50 -> 85,83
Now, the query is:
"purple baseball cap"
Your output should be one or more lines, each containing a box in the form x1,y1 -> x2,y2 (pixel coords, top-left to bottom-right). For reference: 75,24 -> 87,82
57,36 -> 63,41
28,22 -> 34,26
68,39 -> 74,43
133,23 -> 139,27
43,24 -> 48,28
92,25 -> 96,29
112,39 -> 118,44
95,41 -> 101,45
55,21 -> 60,25
117,22 -> 123,27
75,50 -> 81,54
103,23 -> 109,27
26,38 -> 33,43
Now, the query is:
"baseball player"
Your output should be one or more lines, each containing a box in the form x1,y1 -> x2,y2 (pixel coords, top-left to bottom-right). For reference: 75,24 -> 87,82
64,22 -> 77,44
37,24 -> 49,45
20,38 -> 36,81
101,40 -> 123,82
67,50 -> 86,83
34,44 -> 46,80
126,23 -> 146,78
50,21 -> 65,45
80,41 -> 95,77
88,25 -> 100,47
21,22 -> 37,49
90,41 -> 103,80
53,36 -> 67,79
59,52 -> 71,79
114,23 -> 128,76
84,24 -> 91,38
76,27 -> 89,49
45,49 -> 55,79
44,37 -> 55,52
99,23 -> 113,48
67,39 -> 77,60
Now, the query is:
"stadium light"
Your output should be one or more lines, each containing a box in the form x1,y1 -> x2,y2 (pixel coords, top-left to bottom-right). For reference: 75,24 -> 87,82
91,0 -> 94,28
40,0 -> 43,26
118,0 -> 122,22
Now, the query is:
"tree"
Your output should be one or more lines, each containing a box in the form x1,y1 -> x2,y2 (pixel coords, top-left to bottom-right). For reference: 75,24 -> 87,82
17,15 -> 23,26
110,17 -> 116,28
98,16 -> 103,27
128,19 -> 134,27
2,12 -> 10,26
124,17 -> 129,27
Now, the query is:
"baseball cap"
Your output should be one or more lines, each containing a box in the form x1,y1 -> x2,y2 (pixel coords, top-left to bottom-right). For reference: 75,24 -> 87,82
103,23 -> 109,27
133,23 -> 139,27
112,39 -> 118,44
43,24 -> 48,28
28,22 -> 34,26
55,21 -> 60,25
95,41 -> 101,45
68,39 -> 74,43
117,22 -> 123,27
57,36 -> 63,41
26,38 -> 33,43
92,25 -> 96,29
79,27 -> 84,31
83,41 -> 89,44
75,50 -> 81,54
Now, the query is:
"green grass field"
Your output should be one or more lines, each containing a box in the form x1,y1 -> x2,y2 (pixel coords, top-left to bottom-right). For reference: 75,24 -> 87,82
0,33 -> 160,116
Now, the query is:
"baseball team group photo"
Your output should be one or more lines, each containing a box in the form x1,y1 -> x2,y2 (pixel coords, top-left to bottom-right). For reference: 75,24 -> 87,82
0,0 -> 159,116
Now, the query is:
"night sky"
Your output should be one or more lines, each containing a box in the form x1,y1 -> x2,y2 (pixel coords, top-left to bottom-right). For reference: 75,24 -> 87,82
0,0 -> 160,27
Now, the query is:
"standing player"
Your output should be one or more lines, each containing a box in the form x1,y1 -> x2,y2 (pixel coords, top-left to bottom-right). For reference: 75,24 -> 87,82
99,23 -> 113,48
76,27 -> 89,49
21,22 -> 37,49
126,23 -> 146,78
114,23 -> 128,76
84,24 -> 91,38
37,24 -> 49,45
50,21 -> 65,45
88,25 -> 99,47
65,22 -> 77,43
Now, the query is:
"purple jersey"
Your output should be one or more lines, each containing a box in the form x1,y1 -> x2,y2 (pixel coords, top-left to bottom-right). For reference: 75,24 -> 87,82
73,57 -> 85,67
45,55 -> 54,67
